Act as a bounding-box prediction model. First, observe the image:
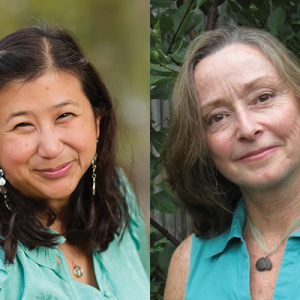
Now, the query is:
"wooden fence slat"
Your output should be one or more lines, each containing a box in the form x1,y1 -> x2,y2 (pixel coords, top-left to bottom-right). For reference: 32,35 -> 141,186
151,99 -> 193,242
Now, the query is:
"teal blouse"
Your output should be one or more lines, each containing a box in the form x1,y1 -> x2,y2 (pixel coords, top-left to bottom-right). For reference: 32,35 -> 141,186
186,200 -> 300,300
0,183 -> 149,300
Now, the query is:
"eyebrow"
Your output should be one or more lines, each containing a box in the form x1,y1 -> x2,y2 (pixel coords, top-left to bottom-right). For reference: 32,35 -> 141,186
5,100 -> 79,124
243,76 -> 277,92
200,76 -> 278,113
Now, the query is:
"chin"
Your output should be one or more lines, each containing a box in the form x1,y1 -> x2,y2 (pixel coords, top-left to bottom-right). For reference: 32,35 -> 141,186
40,183 -> 77,201
238,173 -> 288,192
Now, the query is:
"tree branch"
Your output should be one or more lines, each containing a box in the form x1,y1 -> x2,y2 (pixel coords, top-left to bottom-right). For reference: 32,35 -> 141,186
167,0 -> 195,54
183,0 -> 196,40
151,217 -> 180,246
206,0 -> 219,31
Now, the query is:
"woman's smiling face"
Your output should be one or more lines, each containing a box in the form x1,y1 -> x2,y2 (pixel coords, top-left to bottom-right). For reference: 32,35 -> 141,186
194,44 -> 300,192
0,71 -> 100,207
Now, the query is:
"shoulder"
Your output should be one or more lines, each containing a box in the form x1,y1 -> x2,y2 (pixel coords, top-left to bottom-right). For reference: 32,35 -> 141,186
164,234 -> 193,300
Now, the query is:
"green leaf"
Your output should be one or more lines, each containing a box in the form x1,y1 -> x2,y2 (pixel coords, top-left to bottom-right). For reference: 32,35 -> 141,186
157,16 -> 174,31
291,12 -> 300,25
158,181 -> 174,195
196,0 -> 208,6
150,226 -> 156,234
151,128 -> 167,153
228,11 -> 257,26
151,152 -> 161,179
279,24 -> 294,42
151,75 -> 174,86
151,63 -> 180,74
170,47 -> 186,63
150,46 -> 169,65
151,190 -> 180,214
165,64 -> 181,72
151,20 -> 163,53
150,281 -> 162,293
295,31 -> 300,39
151,244 -> 165,253
171,1 -> 190,32
267,7 -> 286,36
252,2 -> 269,22
154,237 -> 169,246
272,0 -> 290,6
158,243 -> 176,274
185,11 -> 204,33
151,0 -> 174,9
249,4 -> 259,13
151,82 -> 174,100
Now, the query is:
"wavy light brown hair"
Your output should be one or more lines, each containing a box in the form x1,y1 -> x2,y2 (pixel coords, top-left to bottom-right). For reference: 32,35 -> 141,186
0,25 -> 129,263
161,26 -> 300,238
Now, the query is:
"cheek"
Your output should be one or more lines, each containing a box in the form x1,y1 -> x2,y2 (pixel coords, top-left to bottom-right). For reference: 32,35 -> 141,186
269,106 -> 300,140
62,123 -> 97,155
207,133 -> 233,165
0,137 -> 36,168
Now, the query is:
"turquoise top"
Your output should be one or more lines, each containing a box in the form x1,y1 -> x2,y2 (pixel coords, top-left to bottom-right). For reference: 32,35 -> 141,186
0,183 -> 149,300
186,200 -> 300,300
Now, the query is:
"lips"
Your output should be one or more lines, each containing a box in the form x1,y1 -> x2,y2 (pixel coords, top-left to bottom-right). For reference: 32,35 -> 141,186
37,162 -> 71,172
36,161 -> 73,179
238,146 -> 278,161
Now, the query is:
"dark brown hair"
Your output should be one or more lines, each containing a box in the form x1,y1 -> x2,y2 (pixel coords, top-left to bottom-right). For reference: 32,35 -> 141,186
161,26 -> 300,238
0,25 -> 129,263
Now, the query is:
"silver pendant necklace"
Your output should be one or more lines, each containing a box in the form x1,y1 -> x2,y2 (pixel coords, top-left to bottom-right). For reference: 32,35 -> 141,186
59,246 -> 83,278
247,214 -> 300,272
72,262 -> 83,278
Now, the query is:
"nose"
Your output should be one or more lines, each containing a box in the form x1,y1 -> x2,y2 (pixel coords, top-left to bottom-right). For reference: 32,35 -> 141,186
37,129 -> 64,159
236,110 -> 263,141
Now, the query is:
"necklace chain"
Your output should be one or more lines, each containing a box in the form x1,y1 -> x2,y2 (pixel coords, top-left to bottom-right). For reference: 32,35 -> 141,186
247,213 -> 300,271
58,245 -> 83,278
247,214 -> 300,256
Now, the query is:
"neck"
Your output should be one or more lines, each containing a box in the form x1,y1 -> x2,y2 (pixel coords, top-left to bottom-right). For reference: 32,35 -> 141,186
241,179 -> 300,237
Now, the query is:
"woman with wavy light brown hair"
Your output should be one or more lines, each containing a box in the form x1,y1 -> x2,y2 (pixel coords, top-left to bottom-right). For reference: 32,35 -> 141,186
163,26 -> 300,300
0,26 -> 149,299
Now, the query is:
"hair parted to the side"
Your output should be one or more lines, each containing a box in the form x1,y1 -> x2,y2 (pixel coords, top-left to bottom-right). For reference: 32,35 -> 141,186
0,25 -> 129,263
161,26 -> 300,238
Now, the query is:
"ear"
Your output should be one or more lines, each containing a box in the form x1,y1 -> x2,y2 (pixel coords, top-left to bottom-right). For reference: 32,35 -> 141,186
96,115 -> 101,139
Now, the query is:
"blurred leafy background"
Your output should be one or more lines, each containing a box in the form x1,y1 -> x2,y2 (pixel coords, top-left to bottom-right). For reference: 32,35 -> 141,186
0,0 -> 149,226
150,0 -> 300,298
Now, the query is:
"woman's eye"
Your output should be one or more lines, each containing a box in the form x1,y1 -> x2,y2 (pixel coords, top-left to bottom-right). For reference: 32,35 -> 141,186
15,122 -> 31,128
257,93 -> 273,103
57,113 -> 72,119
208,114 -> 225,125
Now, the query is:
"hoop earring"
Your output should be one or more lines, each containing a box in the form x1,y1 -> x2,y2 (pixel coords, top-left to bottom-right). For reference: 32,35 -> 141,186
92,154 -> 97,195
0,168 -> 9,211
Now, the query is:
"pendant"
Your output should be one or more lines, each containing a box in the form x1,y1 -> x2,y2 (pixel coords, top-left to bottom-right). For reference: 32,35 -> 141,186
256,257 -> 272,271
73,265 -> 83,277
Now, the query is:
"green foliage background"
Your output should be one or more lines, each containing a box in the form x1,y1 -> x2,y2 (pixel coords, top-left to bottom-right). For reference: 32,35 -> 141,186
150,0 -> 300,298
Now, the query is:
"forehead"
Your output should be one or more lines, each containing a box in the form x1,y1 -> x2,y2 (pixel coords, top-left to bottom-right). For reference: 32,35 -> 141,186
193,44 -> 281,102
0,71 -> 87,108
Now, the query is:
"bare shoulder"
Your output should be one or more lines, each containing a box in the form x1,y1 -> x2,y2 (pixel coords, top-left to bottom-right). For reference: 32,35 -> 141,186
164,234 -> 193,300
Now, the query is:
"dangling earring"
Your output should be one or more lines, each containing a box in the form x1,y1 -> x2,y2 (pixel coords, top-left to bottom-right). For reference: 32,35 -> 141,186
0,168 -> 9,210
92,140 -> 98,195
92,154 -> 97,195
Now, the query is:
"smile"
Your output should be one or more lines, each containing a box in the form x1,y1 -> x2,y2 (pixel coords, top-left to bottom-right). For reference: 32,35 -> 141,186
36,161 -> 73,179
238,147 -> 278,162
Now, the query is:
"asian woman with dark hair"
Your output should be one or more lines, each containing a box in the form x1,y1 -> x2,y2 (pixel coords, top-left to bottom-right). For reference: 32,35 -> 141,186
0,26 -> 149,299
